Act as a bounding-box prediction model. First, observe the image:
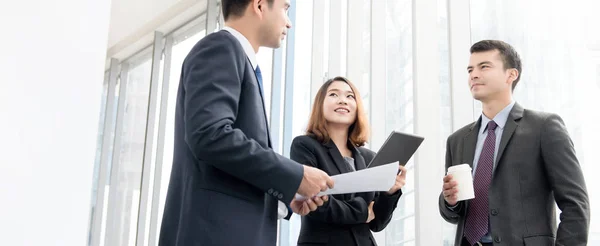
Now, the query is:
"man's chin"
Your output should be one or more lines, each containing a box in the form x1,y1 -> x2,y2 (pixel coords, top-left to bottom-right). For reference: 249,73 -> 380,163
471,93 -> 484,101
263,41 -> 282,49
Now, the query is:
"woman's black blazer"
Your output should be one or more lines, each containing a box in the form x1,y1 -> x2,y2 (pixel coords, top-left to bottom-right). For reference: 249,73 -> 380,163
290,135 -> 402,246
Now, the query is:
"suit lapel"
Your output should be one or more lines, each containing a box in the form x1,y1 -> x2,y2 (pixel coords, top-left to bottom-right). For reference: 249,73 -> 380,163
325,141 -> 353,174
495,103 -> 523,168
351,145 -> 367,171
349,144 -> 375,201
462,118 -> 480,169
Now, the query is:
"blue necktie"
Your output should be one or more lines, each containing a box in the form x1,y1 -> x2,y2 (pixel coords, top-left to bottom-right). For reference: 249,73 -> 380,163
254,65 -> 264,96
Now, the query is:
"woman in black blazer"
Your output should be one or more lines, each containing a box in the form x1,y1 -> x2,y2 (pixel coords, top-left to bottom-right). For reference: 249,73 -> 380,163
290,76 -> 407,246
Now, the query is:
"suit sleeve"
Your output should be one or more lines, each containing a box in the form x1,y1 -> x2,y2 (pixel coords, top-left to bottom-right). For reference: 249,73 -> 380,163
439,136 -> 465,224
182,35 -> 303,204
369,190 -> 402,232
347,148 -> 403,231
541,114 -> 590,245
290,137 -> 370,225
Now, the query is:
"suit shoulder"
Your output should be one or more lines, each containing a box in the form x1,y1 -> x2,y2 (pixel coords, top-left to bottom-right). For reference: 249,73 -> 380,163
447,123 -> 475,141
181,31 -> 245,76
197,30 -> 236,46
185,31 -> 241,60
291,135 -> 320,148
522,108 -> 561,122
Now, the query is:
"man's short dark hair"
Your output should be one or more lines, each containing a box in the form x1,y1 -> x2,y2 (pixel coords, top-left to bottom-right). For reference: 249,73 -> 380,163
222,0 -> 274,21
470,40 -> 522,91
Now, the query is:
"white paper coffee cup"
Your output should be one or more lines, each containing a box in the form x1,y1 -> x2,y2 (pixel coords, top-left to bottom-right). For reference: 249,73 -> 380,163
447,164 -> 475,201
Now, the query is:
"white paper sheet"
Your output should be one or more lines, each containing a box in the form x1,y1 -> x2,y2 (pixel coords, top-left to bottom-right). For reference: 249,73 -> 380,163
296,163 -> 399,200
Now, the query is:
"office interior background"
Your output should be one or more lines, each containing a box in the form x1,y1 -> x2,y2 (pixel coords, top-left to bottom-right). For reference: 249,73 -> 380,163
0,0 -> 599,245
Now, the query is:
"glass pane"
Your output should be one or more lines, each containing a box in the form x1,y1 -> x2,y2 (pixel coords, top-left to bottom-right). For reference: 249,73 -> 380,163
155,29 -> 207,246
339,0 -> 347,76
322,1 -> 329,74
470,0 -> 600,244
384,0 -> 415,243
104,58 -> 152,246
361,0 -> 371,120
437,0 -> 455,244
386,215 -> 415,245
402,166 -> 415,193
392,191 -> 414,219
286,0 -> 314,245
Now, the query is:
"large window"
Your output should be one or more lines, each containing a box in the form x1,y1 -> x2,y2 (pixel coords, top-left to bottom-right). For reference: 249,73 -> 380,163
286,0 -> 314,244
104,54 -> 153,246
470,0 -> 600,244
383,0 -> 414,245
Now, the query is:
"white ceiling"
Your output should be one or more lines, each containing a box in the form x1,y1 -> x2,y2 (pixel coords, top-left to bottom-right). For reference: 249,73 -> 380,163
108,0 -> 182,48
106,0 -> 207,61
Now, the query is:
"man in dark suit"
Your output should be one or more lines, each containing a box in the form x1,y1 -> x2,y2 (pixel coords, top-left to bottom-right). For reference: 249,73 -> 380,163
439,40 -> 590,246
158,0 -> 333,245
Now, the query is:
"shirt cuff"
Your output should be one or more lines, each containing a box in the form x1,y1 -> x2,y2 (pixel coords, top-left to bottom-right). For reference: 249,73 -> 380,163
277,201 -> 288,219
446,201 -> 460,211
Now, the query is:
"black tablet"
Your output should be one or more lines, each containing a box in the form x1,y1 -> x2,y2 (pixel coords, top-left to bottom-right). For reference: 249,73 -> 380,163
367,131 -> 424,168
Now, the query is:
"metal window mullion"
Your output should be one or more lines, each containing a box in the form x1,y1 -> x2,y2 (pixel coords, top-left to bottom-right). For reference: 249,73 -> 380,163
205,0 -> 219,33
135,31 -> 165,246
147,35 -> 173,246
217,0 -> 224,29
104,63 -> 129,246
90,58 -> 120,246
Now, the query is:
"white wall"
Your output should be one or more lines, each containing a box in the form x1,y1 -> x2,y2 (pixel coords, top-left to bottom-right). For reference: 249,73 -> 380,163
0,0 -> 112,245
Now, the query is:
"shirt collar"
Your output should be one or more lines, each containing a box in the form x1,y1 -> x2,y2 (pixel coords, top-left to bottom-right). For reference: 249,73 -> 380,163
222,26 -> 258,70
480,100 -> 515,134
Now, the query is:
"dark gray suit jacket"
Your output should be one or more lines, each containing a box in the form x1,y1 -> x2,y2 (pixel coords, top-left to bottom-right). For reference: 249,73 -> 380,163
158,30 -> 304,246
291,135 -> 402,246
439,103 -> 589,246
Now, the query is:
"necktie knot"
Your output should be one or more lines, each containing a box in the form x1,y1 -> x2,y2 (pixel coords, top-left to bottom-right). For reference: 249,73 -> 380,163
487,120 -> 498,131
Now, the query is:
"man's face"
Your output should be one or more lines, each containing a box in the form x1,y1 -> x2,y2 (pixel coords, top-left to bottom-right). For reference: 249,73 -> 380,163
258,0 -> 291,48
467,50 -> 515,102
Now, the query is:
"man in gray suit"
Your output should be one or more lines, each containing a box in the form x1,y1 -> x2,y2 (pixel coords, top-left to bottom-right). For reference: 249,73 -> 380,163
439,40 -> 590,246
159,0 -> 333,245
